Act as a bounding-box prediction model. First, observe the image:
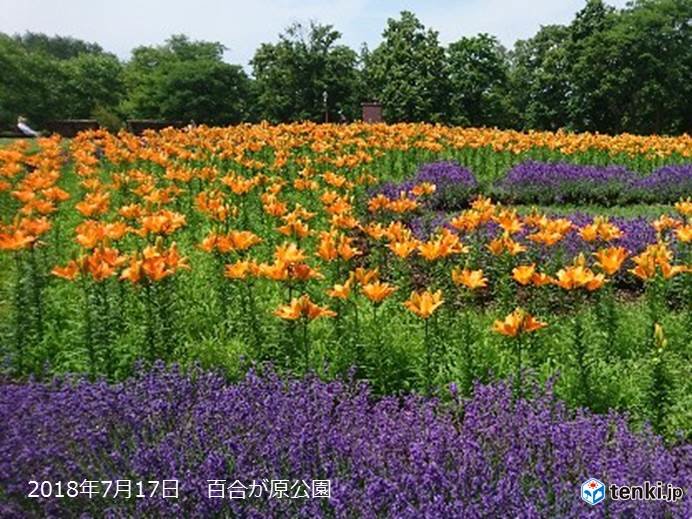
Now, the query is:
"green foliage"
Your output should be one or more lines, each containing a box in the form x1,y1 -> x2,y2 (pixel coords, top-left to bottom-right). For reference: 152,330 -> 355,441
91,105 -> 124,132
251,22 -> 361,122
1,0 -> 691,133
363,11 -> 448,122
13,32 -> 103,60
509,25 -> 572,131
510,0 -> 692,134
0,34 -> 70,126
60,53 -> 125,118
0,33 -> 123,127
123,35 -> 250,124
447,34 -> 515,128
568,0 -> 691,134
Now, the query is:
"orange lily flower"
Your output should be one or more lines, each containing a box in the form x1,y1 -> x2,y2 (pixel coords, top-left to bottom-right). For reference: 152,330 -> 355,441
387,193 -> 419,213
361,222 -> 387,241
327,280 -> 352,300
411,182 -> 436,196
224,260 -> 258,280
361,281 -> 397,304
493,209 -> 523,234
275,242 -> 306,264
0,229 -> 36,251
629,243 -> 685,280
368,194 -> 391,213
288,262 -> 323,282
350,267 -> 380,285
492,308 -> 547,337
451,268 -> 488,290
274,294 -> 336,321
675,225 -> 692,243
593,247 -> 628,275
51,261 -> 80,281
554,262 -> 605,291
403,289 -> 444,319
389,239 -> 419,259
674,198 -> 692,217
512,264 -> 536,286
531,272 -> 554,287
336,235 -> 362,261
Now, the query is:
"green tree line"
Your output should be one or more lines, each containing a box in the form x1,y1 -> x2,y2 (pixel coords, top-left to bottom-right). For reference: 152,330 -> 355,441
1,0 -> 689,134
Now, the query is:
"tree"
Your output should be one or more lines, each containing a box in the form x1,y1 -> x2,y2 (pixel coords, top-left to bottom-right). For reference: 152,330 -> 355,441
156,59 -> 250,124
565,0 -> 618,131
509,25 -> 572,131
251,22 -> 361,122
0,32 -> 123,127
123,35 -> 250,124
0,34 -> 69,126
447,34 -> 515,127
364,11 -> 448,122
568,0 -> 691,134
13,32 -> 103,60
60,53 -> 125,119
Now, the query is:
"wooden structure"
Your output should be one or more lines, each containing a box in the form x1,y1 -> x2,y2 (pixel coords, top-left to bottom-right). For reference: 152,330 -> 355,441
44,119 -> 99,137
127,120 -> 185,135
361,102 -> 383,123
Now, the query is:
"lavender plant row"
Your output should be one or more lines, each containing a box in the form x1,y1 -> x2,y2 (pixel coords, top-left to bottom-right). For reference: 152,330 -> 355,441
375,160 -> 478,210
376,161 -> 692,208
495,162 -> 692,205
1,365 -> 690,517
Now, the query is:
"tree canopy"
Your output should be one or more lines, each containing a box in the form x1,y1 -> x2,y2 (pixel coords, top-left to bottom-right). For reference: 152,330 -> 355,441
251,22 -> 361,122
364,11 -> 448,122
0,0 -> 689,134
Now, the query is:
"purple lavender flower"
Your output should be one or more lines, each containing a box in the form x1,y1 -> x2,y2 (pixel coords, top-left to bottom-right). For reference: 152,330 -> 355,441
1,365 -> 689,517
632,164 -> 692,203
496,161 -> 637,205
495,161 -> 691,204
374,161 -> 478,210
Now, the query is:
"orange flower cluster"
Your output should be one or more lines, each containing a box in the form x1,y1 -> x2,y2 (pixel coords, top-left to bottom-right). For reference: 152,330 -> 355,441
0,137 -> 65,251
630,243 -> 688,281
579,217 -> 622,242
552,254 -> 606,291
120,241 -> 189,283
493,308 -> 548,338
274,294 -> 336,321
404,290 -> 444,319
1,126 -> 689,358
52,247 -> 126,282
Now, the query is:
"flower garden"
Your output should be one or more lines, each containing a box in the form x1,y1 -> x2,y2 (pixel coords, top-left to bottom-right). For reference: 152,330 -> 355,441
1,124 -> 691,516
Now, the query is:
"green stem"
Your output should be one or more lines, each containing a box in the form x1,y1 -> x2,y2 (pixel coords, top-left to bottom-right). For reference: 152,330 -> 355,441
13,253 -> 27,375
302,318 -> 309,373
144,281 -> 156,362
82,280 -> 96,380
651,356 -> 667,433
573,312 -> 591,407
29,247 -> 44,342
246,282 -> 263,358
425,318 -> 431,395
514,336 -> 523,401
462,310 -> 474,394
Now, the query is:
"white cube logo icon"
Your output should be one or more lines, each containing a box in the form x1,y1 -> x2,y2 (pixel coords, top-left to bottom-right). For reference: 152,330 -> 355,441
581,478 -> 606,505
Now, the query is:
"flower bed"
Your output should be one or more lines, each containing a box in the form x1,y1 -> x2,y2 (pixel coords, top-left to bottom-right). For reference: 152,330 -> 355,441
1,365 -> 690,517
494,162 -> 692,205
374,161 -> 478,210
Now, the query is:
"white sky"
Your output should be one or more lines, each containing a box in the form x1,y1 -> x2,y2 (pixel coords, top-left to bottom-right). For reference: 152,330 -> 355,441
0,0 -> 631,68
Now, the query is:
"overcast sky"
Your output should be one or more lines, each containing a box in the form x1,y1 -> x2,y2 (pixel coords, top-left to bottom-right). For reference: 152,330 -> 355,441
1,0 -> 630,68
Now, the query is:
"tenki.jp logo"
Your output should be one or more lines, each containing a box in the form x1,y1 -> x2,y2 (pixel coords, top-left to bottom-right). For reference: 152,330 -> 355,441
581,479 -> 685,506
581,478 -> 606,505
